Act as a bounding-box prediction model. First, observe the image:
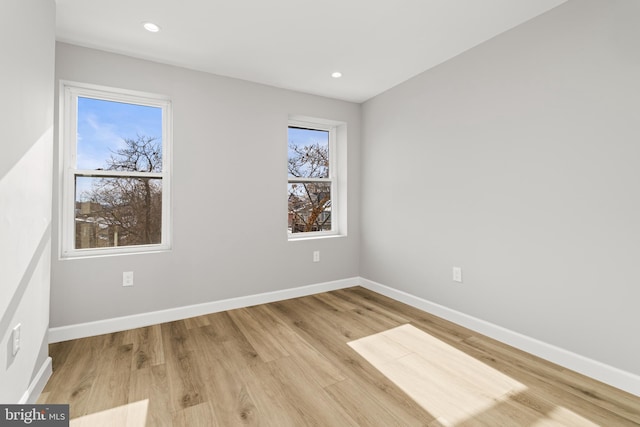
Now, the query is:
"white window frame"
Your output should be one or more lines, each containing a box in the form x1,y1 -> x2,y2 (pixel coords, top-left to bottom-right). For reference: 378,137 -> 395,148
59,81 -> 172,258
287,117 -> 341,240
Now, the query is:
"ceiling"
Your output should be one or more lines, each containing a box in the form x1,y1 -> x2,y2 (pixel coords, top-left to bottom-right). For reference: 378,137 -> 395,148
55,0 -> 567,103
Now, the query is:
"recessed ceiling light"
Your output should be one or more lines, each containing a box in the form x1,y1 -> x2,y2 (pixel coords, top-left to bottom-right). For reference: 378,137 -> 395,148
331,72 -> 342,79
143,22 -> 161,33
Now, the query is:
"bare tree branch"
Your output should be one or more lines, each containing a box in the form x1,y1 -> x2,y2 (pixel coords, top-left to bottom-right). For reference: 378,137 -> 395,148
77,135 -> 162,248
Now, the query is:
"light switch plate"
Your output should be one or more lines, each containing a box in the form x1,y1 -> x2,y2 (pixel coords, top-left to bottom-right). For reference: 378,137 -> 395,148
12,324 -> 21,356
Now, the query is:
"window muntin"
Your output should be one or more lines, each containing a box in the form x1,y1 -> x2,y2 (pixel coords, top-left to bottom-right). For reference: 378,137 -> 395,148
61,82 -> 171,257
287,122 -> 336,237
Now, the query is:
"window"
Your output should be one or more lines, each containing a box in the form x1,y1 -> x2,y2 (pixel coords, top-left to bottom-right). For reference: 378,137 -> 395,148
288,119 -> 338,238
60,82 -> 172,257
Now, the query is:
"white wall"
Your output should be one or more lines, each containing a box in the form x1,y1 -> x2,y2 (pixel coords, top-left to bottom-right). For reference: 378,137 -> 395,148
0,0 -> 55,403
51,43 -> 360,329
361,0 -> 640,376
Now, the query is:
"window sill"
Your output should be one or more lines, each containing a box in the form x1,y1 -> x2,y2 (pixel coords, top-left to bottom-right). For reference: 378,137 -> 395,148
288,233 -> 346,242
60,245 -> 171,260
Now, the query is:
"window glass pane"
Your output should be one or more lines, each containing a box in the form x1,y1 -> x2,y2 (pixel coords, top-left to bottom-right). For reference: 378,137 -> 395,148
77,97 -> 163,171
288,182 -> 331,233
288,127 -> 329,178
75,176 -> 162,249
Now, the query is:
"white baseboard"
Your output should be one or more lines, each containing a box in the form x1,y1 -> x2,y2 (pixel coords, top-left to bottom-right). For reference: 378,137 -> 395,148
19,356 -> 52,404
359,277 -> 640,397
48,277 -> 357,343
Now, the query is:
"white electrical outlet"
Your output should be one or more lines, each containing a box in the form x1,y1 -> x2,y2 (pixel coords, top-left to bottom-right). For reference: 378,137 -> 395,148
123,271 -> 134,287
313,251 -> 320,262
12,324 -> 21,356
453,267 -> 463,283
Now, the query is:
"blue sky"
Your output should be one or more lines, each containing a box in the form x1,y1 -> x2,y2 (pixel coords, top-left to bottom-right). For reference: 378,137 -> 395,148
77,97 -> 162,170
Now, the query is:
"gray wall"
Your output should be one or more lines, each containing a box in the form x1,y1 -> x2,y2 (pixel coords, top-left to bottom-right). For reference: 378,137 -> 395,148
51,43 -> 360,328
0,0 -> 55,402
361,0 -> 640,376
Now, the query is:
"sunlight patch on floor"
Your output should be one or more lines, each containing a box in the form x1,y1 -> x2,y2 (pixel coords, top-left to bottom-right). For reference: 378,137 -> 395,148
349,324 -> 602,426
349,324 -> 527,425
70,399 -> 148,427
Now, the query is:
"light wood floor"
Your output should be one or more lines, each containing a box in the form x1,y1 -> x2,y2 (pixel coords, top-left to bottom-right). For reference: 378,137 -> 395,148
38,287 -> 640,426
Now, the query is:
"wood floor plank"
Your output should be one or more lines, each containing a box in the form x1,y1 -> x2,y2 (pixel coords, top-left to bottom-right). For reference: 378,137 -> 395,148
245,356 -> 360,427
128,365 -> 172,427
324,378 -> 429,427
199,311 -> 245,342
203,362 -> 260,426
84,342 -> 133,414
312,290 -> 361,312
190,318 -> 262,374
235,360 -> 312,427
251,304 -> 346,387
183,314 -> 211,330
348,332 -> 413,366
127,325 -> 165,371
172,402 -> 220,427
226,307 -> 291,362
187,321 -> 262,426
292,295 -> 381,341
160,320 -> 206,412
331,288 -> 413,326
40,336 -> 103,418
39,286 -> 640,426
